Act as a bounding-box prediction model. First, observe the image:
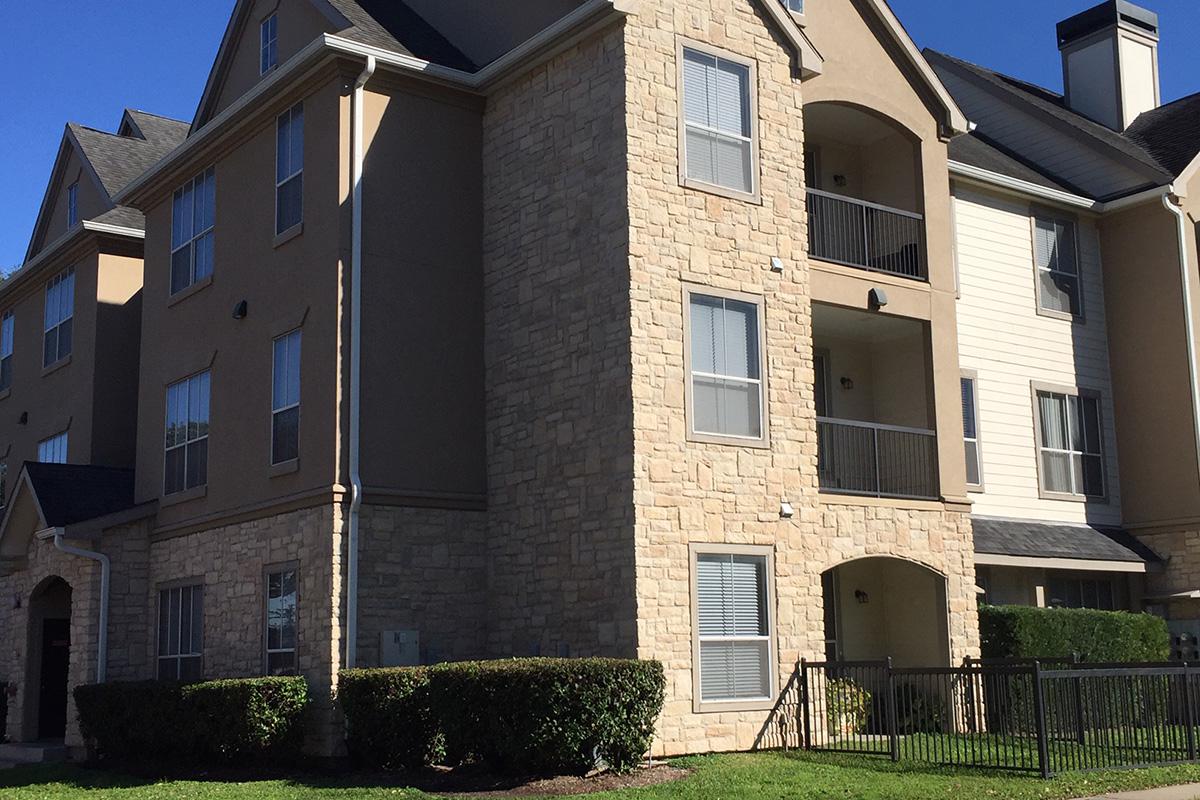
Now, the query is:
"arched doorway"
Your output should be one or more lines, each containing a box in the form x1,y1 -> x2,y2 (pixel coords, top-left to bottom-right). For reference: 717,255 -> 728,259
25,576 -> 72,741
822,557 -> 949,667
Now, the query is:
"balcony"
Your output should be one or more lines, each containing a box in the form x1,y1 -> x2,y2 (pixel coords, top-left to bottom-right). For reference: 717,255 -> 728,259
813,303 -> 940,502
804,101 -> 927,282
807,189 -> 926,280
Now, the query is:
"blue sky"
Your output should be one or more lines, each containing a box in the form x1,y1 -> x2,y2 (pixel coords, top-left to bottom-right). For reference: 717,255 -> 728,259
1,0 -> 1198,269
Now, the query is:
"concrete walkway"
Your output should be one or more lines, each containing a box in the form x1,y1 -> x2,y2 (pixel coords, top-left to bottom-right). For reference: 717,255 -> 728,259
1077,785 -> 1200,800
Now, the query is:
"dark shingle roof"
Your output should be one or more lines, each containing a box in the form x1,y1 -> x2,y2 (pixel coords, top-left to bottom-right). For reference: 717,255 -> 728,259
1125,92 -> 1200,177
950,133 -> 1078,194
24,463 -> 136,528
973,517 -> 1160,564
69,121 -> 184,199
925,50 -> 1172,184
326,0 -> 476,72
124,110 -> 190,152
90,206 -> 146,230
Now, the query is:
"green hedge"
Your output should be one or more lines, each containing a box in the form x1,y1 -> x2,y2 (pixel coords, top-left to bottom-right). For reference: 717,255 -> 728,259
339,658 -> 665,776
338,667 -> 441,770
75,676 -> 308,765
979,605 -> 1169,662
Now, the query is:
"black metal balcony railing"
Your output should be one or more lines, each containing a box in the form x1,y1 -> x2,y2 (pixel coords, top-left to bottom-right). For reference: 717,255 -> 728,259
807,189 -> 927,281
817,417 -> 939,500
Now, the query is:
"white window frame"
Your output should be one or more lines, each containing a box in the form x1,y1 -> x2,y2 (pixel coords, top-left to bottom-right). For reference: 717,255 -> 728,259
271,330 -> 301,465
677,40 -> 760,203
157,583 -> 204,681
260,14 -> 278,75
784,0 -> 805,20
170,167 -> 216,296
67,182 -> 79,228
43,266 -> 74,368
38,431 -> 68,464
265,564 -> 299,676
961,371 -> 983,490
683,285 -> 769,448
690,544 -> 777,713
275,103 -> 304,236
0,309 -> 14,392
164,370 -> 211,496
1031,210 -> 1083,321
1032,383 -> 1106,501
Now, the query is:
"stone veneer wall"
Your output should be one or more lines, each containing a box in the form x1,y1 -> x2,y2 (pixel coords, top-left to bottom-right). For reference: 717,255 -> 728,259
0,521 -> 150,747
145,504 -> 344,754
355,504 -> 488,666
1134,527 -> 1200,621
480,22 -> 639,659
621,3 -> 978,755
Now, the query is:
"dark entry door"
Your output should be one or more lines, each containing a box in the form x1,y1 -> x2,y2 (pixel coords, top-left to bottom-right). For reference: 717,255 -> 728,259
38,619 -> 70,740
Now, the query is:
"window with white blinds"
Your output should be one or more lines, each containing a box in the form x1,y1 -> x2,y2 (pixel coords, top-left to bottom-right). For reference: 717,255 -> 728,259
696,552 -> 772,703
1036,388 -> 1104,498
961,375 -> 981,487
681,46 -> 755,196
688,292 -> 764,441
1033,215 -> 1081,317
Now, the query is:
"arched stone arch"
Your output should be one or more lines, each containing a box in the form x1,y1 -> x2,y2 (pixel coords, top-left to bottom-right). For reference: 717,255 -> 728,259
23,575 -> 72,741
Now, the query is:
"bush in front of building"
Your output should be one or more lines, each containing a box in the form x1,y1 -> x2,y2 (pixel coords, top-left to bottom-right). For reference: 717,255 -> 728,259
979,604 -> 1170,662
338,667 -> 442,769
74,676 -> 308,765
338,658 -> 666,776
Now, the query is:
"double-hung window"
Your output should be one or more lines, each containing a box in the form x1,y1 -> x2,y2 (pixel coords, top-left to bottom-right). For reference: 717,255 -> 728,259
961,373 -> 982,488
1033,214 -> 1081,318
694,550 -> 774,706
38,432 -> 68,464
158,584 -> 203,681
680,45 -> 757,198
272,330 -> 301,464
165,370 -> 210,495
170,168 -> 216,295
276,104 -> 304,235
43,267 -> 74,368
1035,387 -> 1104,498
67,183 -> 79,228
260,14 -> 278,75
0,310 -> 14,391
687,290 -> 767,444
265,567 -> 298,675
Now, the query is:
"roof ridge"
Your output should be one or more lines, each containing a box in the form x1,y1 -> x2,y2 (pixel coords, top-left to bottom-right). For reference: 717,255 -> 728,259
125,108 -> 188,123
69,122 -> 156,144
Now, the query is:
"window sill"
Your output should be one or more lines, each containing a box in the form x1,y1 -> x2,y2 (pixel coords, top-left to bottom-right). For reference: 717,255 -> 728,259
1035,306 -> 1084,324
42,355 -> 71,378
0,388 -> 11,403
161,484 -> 207,508
273,223 -> 304,249
1039,489 -> 1107,504
268,459 -> 299,478
687,430 -> 771,450
694,697 -> 776,715
168,274 -> 214,308
680,177 -> 763,206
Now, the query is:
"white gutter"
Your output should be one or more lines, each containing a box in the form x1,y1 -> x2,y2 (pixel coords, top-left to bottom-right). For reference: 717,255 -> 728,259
345,54 -> 376,670
949,160 -> 1174,214
1162,190 -> 1200,491
38,528 -> 110,683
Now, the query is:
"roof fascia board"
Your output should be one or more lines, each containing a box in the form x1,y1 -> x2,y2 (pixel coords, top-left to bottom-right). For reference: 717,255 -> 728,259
864,0 -> 968,134
949,160 -> 1102,212
750,0 -> 823,79
974,552 -> 1148,573
0,469 -> 49,552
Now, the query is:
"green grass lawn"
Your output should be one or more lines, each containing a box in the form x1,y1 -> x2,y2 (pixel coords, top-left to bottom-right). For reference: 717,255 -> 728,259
5,752 -> 1200,800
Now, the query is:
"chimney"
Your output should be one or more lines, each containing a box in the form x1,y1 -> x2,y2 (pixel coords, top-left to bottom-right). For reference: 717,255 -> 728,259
1058,0 -> 1161,131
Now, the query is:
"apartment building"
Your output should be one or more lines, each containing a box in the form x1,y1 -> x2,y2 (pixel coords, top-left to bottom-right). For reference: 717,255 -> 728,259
0,0 -> 987,757
929,1 -> 1200,655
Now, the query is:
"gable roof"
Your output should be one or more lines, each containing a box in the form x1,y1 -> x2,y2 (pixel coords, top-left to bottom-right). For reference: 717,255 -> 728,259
949,132 -> 1078,195
19,463 -> 136,529
1125,91 -> 1200,178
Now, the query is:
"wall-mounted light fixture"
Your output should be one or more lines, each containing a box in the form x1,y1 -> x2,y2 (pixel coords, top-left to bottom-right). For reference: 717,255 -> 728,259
855,589 -> 870,605
834,175 -> 848,187
840,377 -> 854,391
770,257 -> 785,273
18,412 -> 27,426
869,287 -> 888,310
232,300 -> 248,320
779,499 -> 795,519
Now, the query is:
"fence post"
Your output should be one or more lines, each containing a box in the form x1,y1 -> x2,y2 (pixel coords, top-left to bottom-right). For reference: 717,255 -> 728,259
1184,662 -> 1197,762
800,659 -> 811,752
963,655 -> 978,734
1072,653 -> 1085,746
1032,660 -> 1051,779
886,656 -> 900,763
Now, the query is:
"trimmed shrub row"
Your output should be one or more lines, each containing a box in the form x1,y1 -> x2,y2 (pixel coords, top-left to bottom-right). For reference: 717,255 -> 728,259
340,658 -> 665,776
74,676 -> 308,765
979,604 -> 1169,663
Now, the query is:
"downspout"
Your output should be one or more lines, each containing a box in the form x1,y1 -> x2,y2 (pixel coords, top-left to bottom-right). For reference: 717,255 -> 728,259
43,528 -> 110,683
346,54 -> 376,669
1162,190 -> 1200,486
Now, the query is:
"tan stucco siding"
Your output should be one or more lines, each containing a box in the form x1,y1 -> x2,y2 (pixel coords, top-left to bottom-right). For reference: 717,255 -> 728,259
30,147 -> 109,259
90,251 -> 144,468
954,184 -> 1122,524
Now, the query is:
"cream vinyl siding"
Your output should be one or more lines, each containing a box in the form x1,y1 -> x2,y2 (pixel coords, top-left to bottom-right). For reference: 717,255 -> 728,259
953,184 -> 1121,525
936,69 -> 1149,200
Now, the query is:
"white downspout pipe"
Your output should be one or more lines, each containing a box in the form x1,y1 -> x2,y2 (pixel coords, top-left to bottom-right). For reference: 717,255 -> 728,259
43,528 -> 110,683
346,54 -> 375,669
1163,190 -> 1200,487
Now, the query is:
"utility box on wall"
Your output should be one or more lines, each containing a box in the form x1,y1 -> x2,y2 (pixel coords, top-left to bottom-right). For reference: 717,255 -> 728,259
381,630 -> 420,666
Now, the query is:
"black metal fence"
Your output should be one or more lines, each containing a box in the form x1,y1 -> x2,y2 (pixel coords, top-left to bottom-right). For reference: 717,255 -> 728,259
797,658 -> 1200,778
